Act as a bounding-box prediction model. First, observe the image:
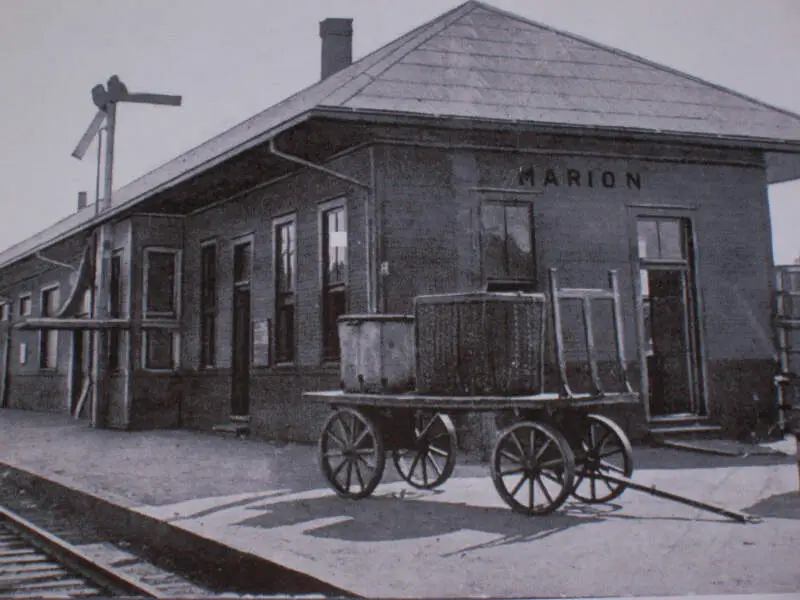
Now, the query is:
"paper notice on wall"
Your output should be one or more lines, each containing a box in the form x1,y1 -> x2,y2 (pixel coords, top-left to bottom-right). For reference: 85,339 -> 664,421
252,319 -> 270,367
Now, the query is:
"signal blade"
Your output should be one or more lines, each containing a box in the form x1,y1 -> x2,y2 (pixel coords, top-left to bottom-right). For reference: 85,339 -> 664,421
71,110 -> 106,159
122,93 -> 182,107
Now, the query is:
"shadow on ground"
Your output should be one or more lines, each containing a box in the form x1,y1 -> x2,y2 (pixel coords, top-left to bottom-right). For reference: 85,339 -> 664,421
233,488 -> 726,549
236,489 -> 601,546
745,491 -> 800,520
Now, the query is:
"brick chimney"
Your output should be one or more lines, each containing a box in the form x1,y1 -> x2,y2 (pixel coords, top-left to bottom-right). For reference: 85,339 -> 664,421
319,18 -> 353,80
77,191 -> 88,211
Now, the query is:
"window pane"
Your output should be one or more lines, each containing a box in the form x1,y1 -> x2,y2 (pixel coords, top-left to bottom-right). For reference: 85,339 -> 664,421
278,223 -> 296,293
323,288 -> 346,361
505,205 -> 533,279
40,329 -> 58,368
201,314 -> 216,367
637,220 -> 659,259
19,296 -> 31,316
658,220 -> 684,260
275,304 -> 295,363
201,245 -> 217,306
110,255 -> 122,317
145,329 -> 174,370
481,203 -> 507,279
233,243 -> 251,283
324,208 -> 347,285
146,252 -> 176,315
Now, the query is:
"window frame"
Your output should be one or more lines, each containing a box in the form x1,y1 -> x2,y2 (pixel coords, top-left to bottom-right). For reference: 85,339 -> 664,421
141,327 -> 180,371
0,301 -> 10,321
141,247 -> 182,372
479,199 -> 536,290
319,198 -> 348,363
142,247 -> 182,320
273,214 -> 297,365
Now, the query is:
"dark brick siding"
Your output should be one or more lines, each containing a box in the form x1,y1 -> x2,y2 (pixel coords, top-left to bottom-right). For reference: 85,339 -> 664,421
177,147 -> 370,435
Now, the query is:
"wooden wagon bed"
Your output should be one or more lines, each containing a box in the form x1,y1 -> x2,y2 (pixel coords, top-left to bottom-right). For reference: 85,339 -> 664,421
304,389 -> 639,411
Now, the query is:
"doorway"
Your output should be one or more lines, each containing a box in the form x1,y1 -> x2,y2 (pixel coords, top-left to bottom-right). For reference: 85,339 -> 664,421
231,240 -> 252,417
637,217 -> 703,417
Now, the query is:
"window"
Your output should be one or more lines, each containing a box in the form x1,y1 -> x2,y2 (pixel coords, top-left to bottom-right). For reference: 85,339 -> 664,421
142,248 -> 181,370
39,286 -> 59,369
108,251 -> 124,371
274,217 -> 296,363
143,329 -> 176,370
200,242 -> 217,368
19,294 -> 31,317
480,202 -> 535,288
144,249 -> 180,318
233,241 -> 251,285
636,218 -> 687,261
321,204 -> 347,361
0,302 -> 9,321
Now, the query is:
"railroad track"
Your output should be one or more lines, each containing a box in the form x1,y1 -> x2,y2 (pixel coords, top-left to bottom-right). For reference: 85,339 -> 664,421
0,504 -> 212,598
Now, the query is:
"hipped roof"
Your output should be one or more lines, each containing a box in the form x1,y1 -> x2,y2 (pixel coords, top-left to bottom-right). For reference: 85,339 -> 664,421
3,0 -> 800,271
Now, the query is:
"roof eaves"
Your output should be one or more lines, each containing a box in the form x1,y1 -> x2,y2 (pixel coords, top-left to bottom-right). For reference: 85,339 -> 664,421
313,104 -> 800,151
470,1 -> 800,126
0,110 -> 315,273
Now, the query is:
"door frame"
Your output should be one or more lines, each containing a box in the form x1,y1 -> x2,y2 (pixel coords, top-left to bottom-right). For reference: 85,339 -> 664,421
627,206 -> 708,421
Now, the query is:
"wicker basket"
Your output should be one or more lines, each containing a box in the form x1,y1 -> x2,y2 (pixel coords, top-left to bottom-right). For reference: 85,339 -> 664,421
414,293 -> 546,396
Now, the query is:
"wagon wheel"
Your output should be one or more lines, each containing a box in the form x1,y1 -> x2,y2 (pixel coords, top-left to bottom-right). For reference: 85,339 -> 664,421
392,412 -> 457,489
571,414 -> 634,504
490,421 -> 575,516
319,407 -> 386,499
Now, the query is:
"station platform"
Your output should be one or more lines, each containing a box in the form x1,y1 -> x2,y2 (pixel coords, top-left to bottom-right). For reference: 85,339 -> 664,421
0,408 -> 798,599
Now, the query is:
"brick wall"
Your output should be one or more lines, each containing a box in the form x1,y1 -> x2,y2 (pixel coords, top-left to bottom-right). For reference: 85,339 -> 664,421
373,134 -> 775,439
177,146 -> 371,433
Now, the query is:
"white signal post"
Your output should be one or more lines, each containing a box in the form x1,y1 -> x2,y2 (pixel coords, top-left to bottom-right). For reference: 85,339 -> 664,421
71,75 -> 181,428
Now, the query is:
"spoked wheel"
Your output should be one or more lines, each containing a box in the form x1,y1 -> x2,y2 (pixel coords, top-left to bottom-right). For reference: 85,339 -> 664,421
319,407 -> 386,499
490,421 -> 576,516
392,412 -> 457,489
571,414 -> 634,504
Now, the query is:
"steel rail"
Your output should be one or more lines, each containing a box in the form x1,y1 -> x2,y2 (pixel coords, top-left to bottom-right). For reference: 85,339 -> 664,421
0,503 -> 167,598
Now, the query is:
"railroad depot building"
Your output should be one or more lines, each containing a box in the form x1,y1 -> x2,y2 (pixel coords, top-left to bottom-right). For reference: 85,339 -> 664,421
1,1 -> 800,449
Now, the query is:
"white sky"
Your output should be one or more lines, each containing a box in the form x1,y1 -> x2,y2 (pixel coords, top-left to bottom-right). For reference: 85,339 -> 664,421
0,0 -> 798,263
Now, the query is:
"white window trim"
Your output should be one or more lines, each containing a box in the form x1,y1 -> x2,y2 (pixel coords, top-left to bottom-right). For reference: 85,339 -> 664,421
142,247 -> 182,320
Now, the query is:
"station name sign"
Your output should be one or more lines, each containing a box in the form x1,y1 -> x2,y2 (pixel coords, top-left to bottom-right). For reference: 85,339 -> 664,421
518,166 -> 642,190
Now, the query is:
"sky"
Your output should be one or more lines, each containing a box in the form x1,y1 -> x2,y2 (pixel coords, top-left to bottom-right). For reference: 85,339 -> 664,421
0,0 -> 799,263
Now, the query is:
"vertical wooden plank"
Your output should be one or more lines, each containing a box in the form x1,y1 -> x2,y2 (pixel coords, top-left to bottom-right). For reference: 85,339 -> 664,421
582,296 -> 602,395
609,269 -> 634,394
548,269 -> 573,398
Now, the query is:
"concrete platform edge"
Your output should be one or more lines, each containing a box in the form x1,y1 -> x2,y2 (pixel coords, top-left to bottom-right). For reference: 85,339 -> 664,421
0,460 -> 358,598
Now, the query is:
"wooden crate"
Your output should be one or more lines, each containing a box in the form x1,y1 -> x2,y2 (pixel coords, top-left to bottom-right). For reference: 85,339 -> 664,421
414,293 -> 546,396
338,314 -> 415,394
